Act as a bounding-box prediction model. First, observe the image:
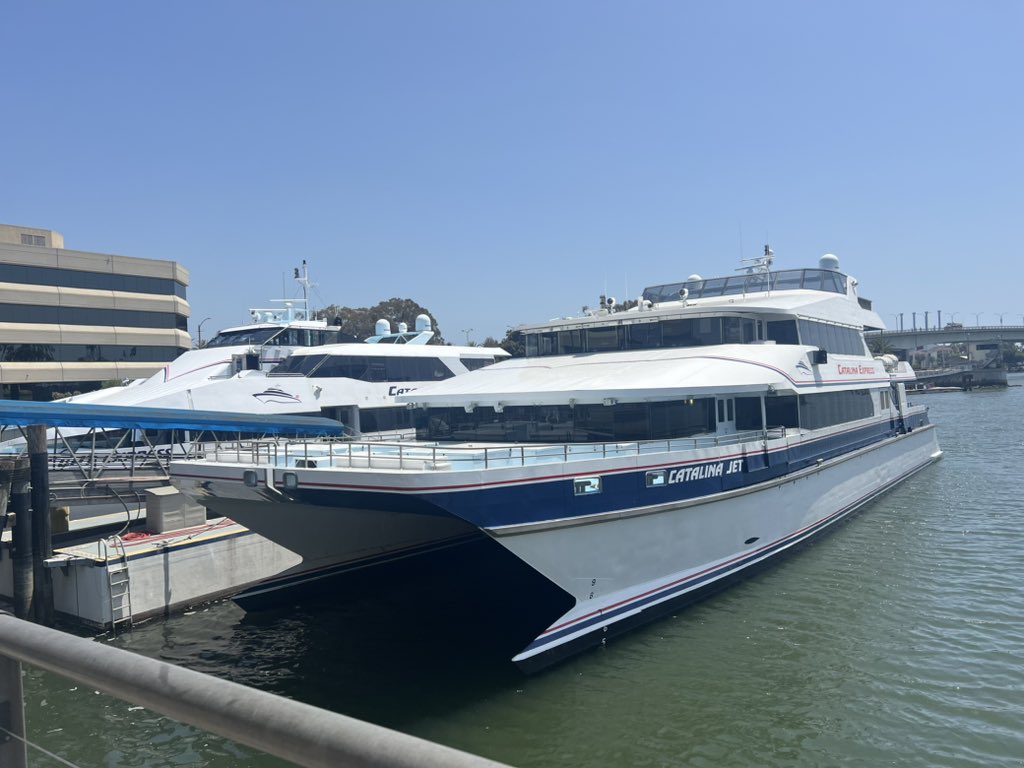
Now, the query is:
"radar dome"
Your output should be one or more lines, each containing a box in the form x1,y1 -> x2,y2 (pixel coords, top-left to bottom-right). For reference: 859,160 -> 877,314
819,254 -> 840,271
374,319 -> 391,336
687,274 -> 703,282
415,314 -> 432,332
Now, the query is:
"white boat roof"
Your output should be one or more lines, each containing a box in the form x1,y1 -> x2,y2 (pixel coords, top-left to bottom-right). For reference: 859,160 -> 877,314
285,343 -> 509,360
399,344 -> 892,407
217,320 -> 334,334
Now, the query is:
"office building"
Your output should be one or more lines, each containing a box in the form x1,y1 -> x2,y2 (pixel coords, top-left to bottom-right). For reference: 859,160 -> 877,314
0,223 -> 191,400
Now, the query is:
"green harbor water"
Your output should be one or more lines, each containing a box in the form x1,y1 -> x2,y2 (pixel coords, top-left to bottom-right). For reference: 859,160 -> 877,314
21,375 -> 1024,767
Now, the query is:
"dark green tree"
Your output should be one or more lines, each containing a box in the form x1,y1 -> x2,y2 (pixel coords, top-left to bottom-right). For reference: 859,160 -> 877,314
498,328 -> 526,357
315,298 -> 445,344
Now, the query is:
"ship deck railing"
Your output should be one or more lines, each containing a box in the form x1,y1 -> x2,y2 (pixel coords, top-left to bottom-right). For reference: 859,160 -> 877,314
205,426 -> 791,473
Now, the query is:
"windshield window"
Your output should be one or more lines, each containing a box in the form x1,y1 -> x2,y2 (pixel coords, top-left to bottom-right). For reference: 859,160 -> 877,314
206,327 -> 282,348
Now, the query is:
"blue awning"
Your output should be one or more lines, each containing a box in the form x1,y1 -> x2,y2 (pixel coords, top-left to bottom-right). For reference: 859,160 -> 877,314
0,399 -> 345,437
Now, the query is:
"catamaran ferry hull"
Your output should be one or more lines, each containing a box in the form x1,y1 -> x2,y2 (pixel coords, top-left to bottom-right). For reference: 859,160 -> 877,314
502,424 -> 941,670
172,421 -> 940,669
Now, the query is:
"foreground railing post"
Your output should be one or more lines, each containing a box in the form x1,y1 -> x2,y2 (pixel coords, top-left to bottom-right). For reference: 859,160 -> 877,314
0,651 -> 27,768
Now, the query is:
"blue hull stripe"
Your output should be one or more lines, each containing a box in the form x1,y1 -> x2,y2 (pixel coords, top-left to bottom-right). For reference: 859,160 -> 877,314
276,414 -> 930,529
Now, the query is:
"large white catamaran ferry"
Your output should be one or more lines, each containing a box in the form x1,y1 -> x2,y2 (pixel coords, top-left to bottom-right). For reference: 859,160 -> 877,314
171,249 -> 942,670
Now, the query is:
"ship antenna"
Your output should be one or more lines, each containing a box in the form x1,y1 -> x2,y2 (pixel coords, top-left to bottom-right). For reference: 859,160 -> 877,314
293,260 -> 315,317
735,243 -> 774,274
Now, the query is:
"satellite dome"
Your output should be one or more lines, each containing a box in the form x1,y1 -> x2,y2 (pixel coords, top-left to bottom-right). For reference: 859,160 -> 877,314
686,274 -> 703,282
819,254 -> 840,271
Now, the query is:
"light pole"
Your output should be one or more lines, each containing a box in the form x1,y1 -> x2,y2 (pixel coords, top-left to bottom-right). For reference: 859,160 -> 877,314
461,328 -> 473,345
971,312 -> 983,326
996,312 -> 1007,326
948,312 -> 959,325
888,313 -> 900,331
197,317 -> 212,348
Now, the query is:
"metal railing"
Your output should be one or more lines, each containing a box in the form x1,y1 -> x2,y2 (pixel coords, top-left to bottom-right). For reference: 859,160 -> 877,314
0,612 -> 511,768
202,427 -> 791,473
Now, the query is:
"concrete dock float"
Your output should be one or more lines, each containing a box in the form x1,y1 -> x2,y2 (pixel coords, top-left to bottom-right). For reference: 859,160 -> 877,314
0,489 -> 298,629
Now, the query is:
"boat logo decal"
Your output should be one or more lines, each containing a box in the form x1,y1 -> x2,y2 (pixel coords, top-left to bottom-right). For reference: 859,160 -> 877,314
837,364 -> 878,375
252,387 -> 303,404
795,360 -> 812,375
662,459 -> 744,485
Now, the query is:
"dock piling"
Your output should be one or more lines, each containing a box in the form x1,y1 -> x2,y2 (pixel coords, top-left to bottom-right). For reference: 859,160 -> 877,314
9,460 -> 33,621
27,425 -> 54,625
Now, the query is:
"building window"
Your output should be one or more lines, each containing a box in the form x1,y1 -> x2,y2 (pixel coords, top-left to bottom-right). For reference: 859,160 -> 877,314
19,234 -> 45,246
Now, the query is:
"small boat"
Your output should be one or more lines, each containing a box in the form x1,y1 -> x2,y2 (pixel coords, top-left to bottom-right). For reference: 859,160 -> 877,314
172,248 -> 942,670
61,261 -> 346,408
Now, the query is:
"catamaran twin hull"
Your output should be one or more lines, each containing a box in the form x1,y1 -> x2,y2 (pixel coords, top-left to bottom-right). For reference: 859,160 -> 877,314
172,415 -> 941,671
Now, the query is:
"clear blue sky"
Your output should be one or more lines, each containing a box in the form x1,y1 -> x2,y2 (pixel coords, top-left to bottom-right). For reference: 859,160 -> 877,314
3,1 -> 1022,341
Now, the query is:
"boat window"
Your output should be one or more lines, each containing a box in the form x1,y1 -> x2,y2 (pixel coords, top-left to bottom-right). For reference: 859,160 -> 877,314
698,277 -> 728,297
766,320 -> 799,345
557,329 -> 586,355
306,355 -> 454,382
415,398 -> 716,443
641,282 -> 687,303
765,394 -> 799,428
642,268 -> 847,303
525,333 -> 543,356
723,317 -> 755,344
360,406 -> 416,433
269,354 -> 327,376
735,397 -> 763,430
801,270 -> 825,291
661,318 -> 705,347
797,319 -> 867,355
625,322 -> 661,349
799,389 -> 874,429
720,279 -> 749,297
524,312 -> 818,357
310,355 -> 368,380
586,325 -> 622,352
365,360 -> 387,382
772,271 -> 803,291
206,326 -> 284,348
461,356 -> 497,371
389,357 -> 453,381
879,390 -> 891,411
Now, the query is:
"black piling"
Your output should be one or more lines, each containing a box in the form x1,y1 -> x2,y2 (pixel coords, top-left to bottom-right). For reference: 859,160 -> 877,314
9,459 -> 33,621
26,425 -> 54,625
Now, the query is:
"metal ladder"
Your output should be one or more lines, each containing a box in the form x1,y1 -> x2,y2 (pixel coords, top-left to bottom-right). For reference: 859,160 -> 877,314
102,535 -> 133,632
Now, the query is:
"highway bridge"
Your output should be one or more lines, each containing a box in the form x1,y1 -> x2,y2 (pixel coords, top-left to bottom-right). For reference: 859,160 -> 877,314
865,325 -> 1024,349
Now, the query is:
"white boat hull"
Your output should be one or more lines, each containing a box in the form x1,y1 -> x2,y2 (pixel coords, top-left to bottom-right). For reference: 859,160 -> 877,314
500,425 -> 941,668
